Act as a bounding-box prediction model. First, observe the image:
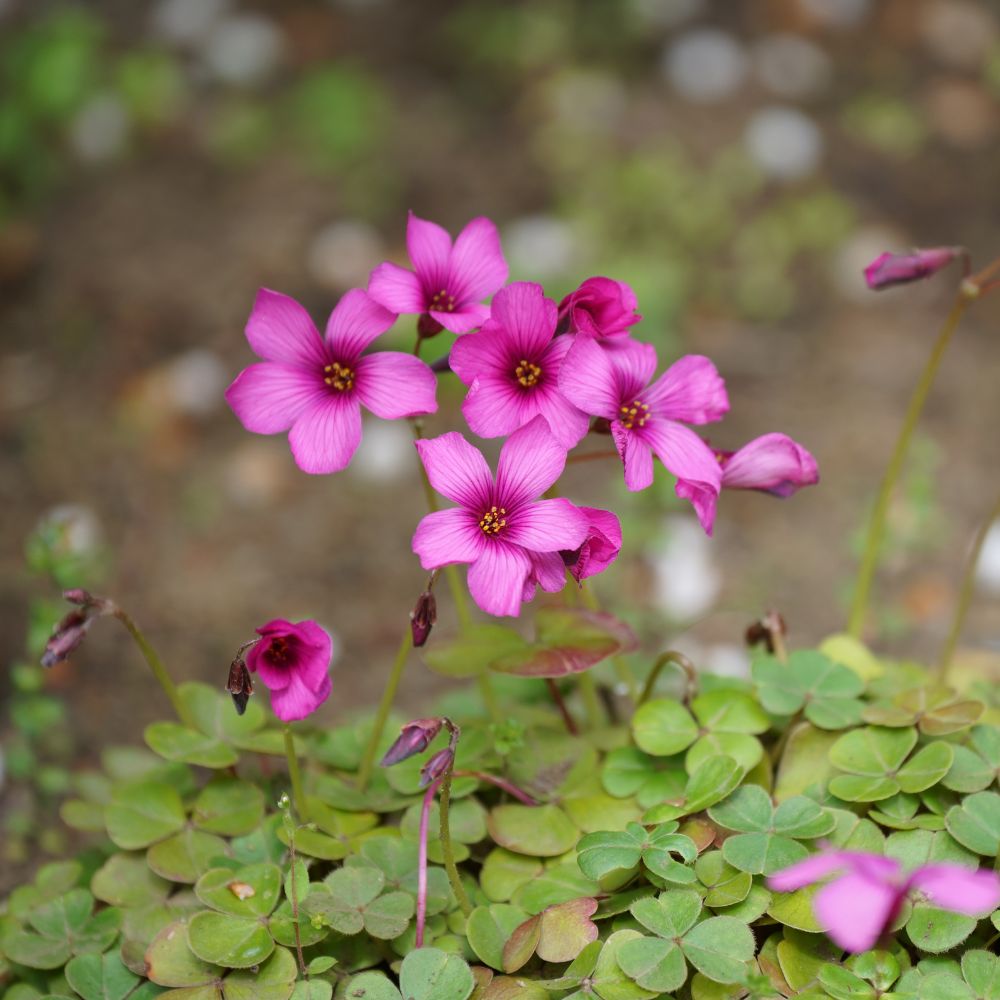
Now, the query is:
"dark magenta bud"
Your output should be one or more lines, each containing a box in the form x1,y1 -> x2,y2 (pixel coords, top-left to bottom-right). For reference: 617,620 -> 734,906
410,591 -> 437,648
226,658 -> 254,715
41,610 -> 94,668
745,610 -> 787,654
417,313 -> 444,339
864,247 -> 963,290
419,746 -> 454,787
381,718 -> 444,767
62,588 -> 94,606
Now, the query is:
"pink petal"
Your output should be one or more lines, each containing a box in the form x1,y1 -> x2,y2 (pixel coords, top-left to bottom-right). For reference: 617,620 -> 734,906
558,337 -> 622,420
407,211 -> 452,290
535,385 -> 591,449
907,865 -> 1000,915
412,507 -> 486,570
720,433 -> 819,497
467,542 -> 532,617
414,432 -> 493,510
245,288 -> 327,367
505,498 -> 589,552
489,282 -> 558,359
767,851 -> 856,892
527,550 -> 568,595
449,330 -> 513,387
814,874 -> 901,953
225,363 -> 326,434
864,247 -> 961,290
367,261 -> 427,315
568,506 -> 623,582
324,289 -> 397,361
675,478 -> 720,536
432,302 -> 491,334
607,339 -> 659,401
270,669 -> 332,722
642,419 -> 722,531
611,423 -> 654,491
288,395 -> 363,474
447,216 -> 509,303
247,619 -> 333,693
644,355 -> 729,425
495,415 -> 568,508
355,352 -> 438,419
462,375 -> 530,439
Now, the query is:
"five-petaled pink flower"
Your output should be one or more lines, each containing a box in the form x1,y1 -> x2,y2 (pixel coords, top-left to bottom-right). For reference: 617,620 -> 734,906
864,247 -> 963,290
562,507 -> 622,583
559,337 -> 729,533
449,282 -> 590,448
768,848 -> 1000,954
716,433 -> 819,497
225,288 -> 437,475
367,211 -> 508,335
246,618 -> 334,722
412,416 -> 589,617
557,276 -> 641,340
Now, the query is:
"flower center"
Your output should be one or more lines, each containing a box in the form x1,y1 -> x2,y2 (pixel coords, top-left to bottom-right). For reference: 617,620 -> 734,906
619,400 -> 650,429
429,288 -> 456,312
515,359 -> 542,388
267,636 -> 290,665
323,361 -> 354,391
479,505 -> 507,535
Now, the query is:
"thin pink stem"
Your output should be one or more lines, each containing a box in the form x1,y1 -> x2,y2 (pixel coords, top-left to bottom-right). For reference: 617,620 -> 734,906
416,775 -> 444,947
452,769 -> 539,805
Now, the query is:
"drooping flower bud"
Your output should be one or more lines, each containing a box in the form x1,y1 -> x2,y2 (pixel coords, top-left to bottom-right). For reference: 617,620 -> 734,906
410,590 -> 437,648
417,313 -> 445,339
864,247 -> 963,290
41,591 -> 111,668
226,658 -> 254,715
745,609 -> 787,655
419,746 -> 454,787
381,718 -> 444,767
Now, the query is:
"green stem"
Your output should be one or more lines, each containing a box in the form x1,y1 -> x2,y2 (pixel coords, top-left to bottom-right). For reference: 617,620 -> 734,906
577,672 -> 604,728
938,491 -> 1000,676
579,583 -> 637,701
438,768 -> 472,916
847,295 -> 972,639
113,609 -> 195,728
283,725 -> 309,823
357,629 -> 412,791
637,650 -> 698,707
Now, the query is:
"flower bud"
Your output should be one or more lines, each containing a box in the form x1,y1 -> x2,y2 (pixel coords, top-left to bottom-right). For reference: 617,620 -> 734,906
380,717 -> 444,767
419,746 -> 454,787
226,658 -> 254,715
745,610 -> 787,654
418,313 -> 444,339
41,609 -> 94,668
62,588 -> 93,606
410,590 -> 437,648
864,247 -> 963,290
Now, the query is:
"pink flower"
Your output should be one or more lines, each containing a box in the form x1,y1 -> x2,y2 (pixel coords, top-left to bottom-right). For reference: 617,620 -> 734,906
864,247 -> 963,290
557,276 -> 641,339
412,416 -> 589,617
716,433 -> 819,498
768,848 -> 1000,953
246,618 -> 333,722
562,507 -> 622,583
559,337 -> 729,533
226,289 -> 437,474
367,211 -> 508,335
449,282 -> 590,448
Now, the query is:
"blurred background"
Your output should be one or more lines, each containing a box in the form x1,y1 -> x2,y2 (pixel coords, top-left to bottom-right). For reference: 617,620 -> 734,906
2,0 -> 1000,878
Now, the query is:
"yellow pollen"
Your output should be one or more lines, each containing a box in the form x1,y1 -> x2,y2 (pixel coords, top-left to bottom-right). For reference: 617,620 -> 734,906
429,288 -> 457,313
479,505 -> 507,535
323,361 -> 354,391
618,400 -> 650,430
515,358 -> 542,388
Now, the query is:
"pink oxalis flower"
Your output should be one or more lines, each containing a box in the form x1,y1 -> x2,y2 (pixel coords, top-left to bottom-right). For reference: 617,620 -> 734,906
864,247 -> 963,290
246,618 -> 334,722
225,288 -> 437,475
768,848 -> 1000,953
560,337 -> 729,533
412,416 -> 589,617
716,433 -> 819,497
562,507 -> 623,583
449,282 -> 590,448
557,276 -> 642,340
367,211 -> 508,334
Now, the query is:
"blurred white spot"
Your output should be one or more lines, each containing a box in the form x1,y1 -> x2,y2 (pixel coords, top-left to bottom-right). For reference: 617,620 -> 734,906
504,215 -> 578,281
202,15 -> 285,87
797,0 -> 871,28
152,0 -> 231,46
703,643 -> 751,679
976,523 -> 1000,595
663,30 -> 748,103
165,349 -> 228,418
832,225 -> 907,303
650,516 -> 720,620
920,0 -> 997,70
630,0 -> 706,30
37,505 -> 103,558
744,106 -> 823,180
351,420 -> 414,483
307,220 -> 385,291
753,35 -> 832,99
69,95 -> 129,164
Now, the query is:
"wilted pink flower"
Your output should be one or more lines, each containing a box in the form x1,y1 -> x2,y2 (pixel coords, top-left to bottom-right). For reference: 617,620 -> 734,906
449,282 -> 590,448
864,247 -> 963,290
768,848 -> 1000,953
420,746 -> 455,787
245,619 -> 333,722
557,276 -> 641,339
367,212 -> 508,335
560,337 -> 728,533
716,433 -> 818,498
381,718 -> 444,767
225,289 -> 437,475
562,507 -> 623,583
412,416 -> 589,617
41,590 -> 111,668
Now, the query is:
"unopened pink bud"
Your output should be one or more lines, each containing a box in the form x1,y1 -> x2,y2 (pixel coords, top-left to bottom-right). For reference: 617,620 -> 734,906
410,591 -> 437,648
41,610 -> 93,668
419,746 -> 454,787
864,247 -> 963,290
381,718 -> 444,767
62,588 -> 93,606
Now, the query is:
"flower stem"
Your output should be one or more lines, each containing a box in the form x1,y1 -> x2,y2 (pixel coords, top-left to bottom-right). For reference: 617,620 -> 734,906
579,583 -> 637,701
546,678 -> 579,735
847,294 -> 972,639
287,830 -> 306,976
637,650 -> 698,707
283,725 -> 309,823
452,769 -> 539,804
415,775 -> 442,948
938,491 -> 1000,676
357,629 -> 412,791
438,766 -> 473,917
111,608 -> 196,728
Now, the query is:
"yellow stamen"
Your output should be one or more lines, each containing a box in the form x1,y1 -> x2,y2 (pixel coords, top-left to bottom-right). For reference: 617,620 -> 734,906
323,361 -> 354,391
618,400 -> 650,430
429,288 -> 457,313
515,359 -> 542,388
479,506 -> 508,535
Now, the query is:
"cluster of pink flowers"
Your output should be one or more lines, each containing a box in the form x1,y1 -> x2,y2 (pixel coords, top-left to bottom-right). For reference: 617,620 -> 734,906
226,211 -> 818,628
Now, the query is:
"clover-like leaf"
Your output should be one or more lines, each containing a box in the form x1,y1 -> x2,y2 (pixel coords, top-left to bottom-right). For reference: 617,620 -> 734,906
186,909 -> 274,969
467,904 -> 531,970
643,755 -> 744,823
191,779 -> 265,837
90,852 -> 171,908
224,946 -> 297,1000
863,686 -> 985,735
602,747 -> 687,808
144,721 -> 238,769
695,851 -> 752,908
510,862 -> 601,914
945,790 -> 1000,856
487,803 -> 579,857
828,726 -> 923,802
632,698 -> 699,756
592,930 -> 659,1000
398,947 -> 475,1000
64,949 -> 140,1000
480,848 -> 543,903
342,972 -> 403,1000
195,863 -> 282,918
145,918 -> 222,987
147,828 -> 229,884
105,780 -> 187,849
577,821 -> 697,885
753,650 -> 864,730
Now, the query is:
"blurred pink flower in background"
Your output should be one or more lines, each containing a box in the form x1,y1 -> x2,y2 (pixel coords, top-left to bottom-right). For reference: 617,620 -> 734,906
246,618 -> 334,721
864,247 -> 963,290
716,432 -> 819,497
